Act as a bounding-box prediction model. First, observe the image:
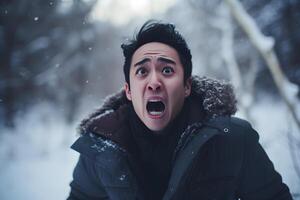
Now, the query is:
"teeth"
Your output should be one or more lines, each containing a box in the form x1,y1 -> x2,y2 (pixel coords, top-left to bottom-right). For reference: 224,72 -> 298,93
149,111 -> 163,115
149,99 -> 162,102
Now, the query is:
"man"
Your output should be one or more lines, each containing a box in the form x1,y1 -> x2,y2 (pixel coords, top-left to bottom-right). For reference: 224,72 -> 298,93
68,20 -> 292,200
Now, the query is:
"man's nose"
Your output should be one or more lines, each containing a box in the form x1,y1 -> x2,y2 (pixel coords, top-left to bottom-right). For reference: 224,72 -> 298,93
147,72 -> 161,91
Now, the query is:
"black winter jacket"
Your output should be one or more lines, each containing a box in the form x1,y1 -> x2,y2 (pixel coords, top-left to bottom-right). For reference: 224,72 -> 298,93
67,76 -> 292,200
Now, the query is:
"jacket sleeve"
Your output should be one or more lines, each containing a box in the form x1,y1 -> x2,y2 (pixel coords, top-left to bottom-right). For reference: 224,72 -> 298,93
67,155 -> 109,200
236,126 -> 293,200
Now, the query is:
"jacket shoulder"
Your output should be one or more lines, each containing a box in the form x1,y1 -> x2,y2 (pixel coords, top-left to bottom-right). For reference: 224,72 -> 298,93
71,133 -> 139,194
205,116 -> 257,137
71,132 -> 126,163
202,116 -> 260,155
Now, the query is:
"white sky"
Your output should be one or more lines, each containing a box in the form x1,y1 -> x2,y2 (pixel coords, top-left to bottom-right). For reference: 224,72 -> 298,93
90,0 -> 177,25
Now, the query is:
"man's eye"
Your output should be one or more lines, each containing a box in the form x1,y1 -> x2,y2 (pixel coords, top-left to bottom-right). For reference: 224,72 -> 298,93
162,66 -> 174,75
135,67 -> 147,77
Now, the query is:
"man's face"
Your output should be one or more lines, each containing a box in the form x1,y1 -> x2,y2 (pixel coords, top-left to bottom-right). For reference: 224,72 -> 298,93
125,42 -> 191,132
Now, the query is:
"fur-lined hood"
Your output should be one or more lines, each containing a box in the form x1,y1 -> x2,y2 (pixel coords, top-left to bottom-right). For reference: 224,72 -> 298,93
79,76 -> 237,135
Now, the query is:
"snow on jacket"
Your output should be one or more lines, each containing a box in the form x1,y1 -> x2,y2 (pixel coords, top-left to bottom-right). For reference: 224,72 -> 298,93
67,76 -> 292,200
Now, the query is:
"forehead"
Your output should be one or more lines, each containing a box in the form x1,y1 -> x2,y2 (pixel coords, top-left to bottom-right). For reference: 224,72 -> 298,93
132,42 -> 180,62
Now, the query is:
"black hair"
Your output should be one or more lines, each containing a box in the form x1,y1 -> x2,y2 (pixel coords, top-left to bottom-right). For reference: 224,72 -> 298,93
121,20 -> 192,85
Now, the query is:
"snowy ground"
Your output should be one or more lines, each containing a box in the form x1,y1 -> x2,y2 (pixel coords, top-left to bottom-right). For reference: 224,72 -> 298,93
0,103 -> 79,200
0,99 -> 299,199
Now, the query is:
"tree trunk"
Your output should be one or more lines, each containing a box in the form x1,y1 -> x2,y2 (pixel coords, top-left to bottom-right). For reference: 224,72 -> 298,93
1,26 -> 16,128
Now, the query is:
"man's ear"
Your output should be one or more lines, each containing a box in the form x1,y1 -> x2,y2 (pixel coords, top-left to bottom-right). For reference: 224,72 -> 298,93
124,83 -> 132,101
184,77 -> 192,97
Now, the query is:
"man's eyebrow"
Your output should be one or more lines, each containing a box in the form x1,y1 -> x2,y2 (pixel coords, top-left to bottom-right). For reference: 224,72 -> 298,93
157,57 -> 176,65
134,58 -> 151,67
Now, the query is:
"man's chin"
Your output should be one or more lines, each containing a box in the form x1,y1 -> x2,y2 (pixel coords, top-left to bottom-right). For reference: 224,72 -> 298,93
144,120 -> 168,133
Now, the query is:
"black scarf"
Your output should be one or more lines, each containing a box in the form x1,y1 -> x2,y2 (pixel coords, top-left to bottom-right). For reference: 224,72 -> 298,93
128,100 -> 191,200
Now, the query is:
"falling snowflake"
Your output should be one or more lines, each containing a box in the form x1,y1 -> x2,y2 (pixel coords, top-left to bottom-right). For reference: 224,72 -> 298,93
34,17 -> 39,21
119,174 -> 126,181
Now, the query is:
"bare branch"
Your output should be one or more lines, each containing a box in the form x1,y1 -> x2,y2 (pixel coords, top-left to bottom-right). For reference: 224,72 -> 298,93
224,0 -> 300,131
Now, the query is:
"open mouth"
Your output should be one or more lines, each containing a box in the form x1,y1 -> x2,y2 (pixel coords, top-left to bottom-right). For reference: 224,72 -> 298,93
146,100 -> 165,116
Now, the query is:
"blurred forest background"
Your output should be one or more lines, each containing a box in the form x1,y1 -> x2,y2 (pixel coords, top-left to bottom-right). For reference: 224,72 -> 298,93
0,0 -> 299,199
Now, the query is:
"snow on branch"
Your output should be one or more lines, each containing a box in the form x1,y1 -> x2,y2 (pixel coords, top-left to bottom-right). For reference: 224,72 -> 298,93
224,0 -> 274,53
225,0 -> 300,130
